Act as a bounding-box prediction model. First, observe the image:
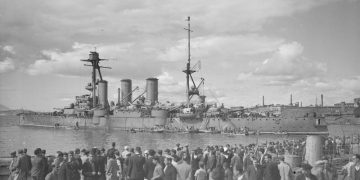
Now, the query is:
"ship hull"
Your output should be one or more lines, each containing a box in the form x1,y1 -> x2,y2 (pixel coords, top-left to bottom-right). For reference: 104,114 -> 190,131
109,117 -> 166,130
19,108 -> 330,133
19,114 -> 107,129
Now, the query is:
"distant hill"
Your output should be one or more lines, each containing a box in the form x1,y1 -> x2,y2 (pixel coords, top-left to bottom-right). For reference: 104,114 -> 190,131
0,104 -> 10,111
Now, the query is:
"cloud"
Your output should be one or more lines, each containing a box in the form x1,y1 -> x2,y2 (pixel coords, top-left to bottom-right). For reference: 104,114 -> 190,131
0,0 -> 339,67
158,34 -> 285,62
0,57 -> 15,73
2,45 -> 15,54
26,42 -> 163,79
238,42 -> 327,85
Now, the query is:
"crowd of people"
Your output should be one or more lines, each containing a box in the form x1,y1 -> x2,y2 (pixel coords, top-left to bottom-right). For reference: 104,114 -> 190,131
6,141 -> 360,180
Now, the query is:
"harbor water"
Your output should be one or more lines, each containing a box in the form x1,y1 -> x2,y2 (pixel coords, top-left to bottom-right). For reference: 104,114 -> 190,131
0,115 -> 359,157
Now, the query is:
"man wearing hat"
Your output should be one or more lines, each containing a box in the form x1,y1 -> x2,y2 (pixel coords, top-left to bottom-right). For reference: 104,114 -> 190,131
295,163 -> 317,180
66,151 -> 81,180
151,156 -> 164,180
58,152 -> 69,180
127,147 -> 146,180
82,151 -> 97,180
190,148 -> 202,180
8,151 -> 18,180
164,157 -> 177,180
11,149 -> 31,180
23,148 -> 32,174
144,149 -> 156,180
31,148 -> 45,180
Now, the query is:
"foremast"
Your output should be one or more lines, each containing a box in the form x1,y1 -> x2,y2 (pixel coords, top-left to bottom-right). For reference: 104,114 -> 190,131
81,51 -> 111,108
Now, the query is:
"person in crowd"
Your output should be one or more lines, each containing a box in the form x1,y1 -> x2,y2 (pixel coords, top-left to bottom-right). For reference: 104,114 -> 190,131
97,149 -> 107,180
8,151 -> 18,180
122,146 -> 130,158
194,161 -> 206,180
45,151 -> 63,180
206,150 -> 217,180
295,164 -> 318,180
211,163 -> 225,180
348,154 -> 360,180
81,149 -> 89,164
163,157 -> 177,180
127,147 -> 146,180
24,148 -> 32,174
41,149 -> 49,180
67,151 -> 81,180
107,142 -> 117,158
246,157 -> 263,180
106,152 -> 120,180
224,162 -> 233,180
73,148 -> 83,171
12,149 -> 31,180
31,148 -> 45,180
174,151 -> 191,180
231,149 -> 243,179
190,149 -> 202,180
262,154 -> 280,180
82,151 -> 97,180
144,149 -> 156,180
116,150 -> 125,180
58,152 -> 69,180
341,155 -> 356,180
278,156 -> 293,180
151,156 -> 164,180
157,150 -> 165,168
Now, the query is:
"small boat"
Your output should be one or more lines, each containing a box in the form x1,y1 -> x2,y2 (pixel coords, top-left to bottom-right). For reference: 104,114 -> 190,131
235,133 -> 248,136
199,129 -> 212,133
130,129 -> 137,133
151,129 -> 164,133
273,131 -> 288,135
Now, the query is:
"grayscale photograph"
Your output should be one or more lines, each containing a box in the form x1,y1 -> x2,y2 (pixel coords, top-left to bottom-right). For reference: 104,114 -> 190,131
0,0 -> 359,180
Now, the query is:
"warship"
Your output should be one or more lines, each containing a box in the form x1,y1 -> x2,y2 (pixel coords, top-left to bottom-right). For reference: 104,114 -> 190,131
18,17 -> 360,134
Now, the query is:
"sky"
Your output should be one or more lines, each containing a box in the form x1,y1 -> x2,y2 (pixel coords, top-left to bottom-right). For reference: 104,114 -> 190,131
0,0 -> 359,111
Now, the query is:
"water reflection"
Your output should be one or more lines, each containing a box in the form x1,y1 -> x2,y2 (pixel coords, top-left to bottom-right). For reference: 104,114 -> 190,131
1,117 -> 358,157
0,125 -> 302,157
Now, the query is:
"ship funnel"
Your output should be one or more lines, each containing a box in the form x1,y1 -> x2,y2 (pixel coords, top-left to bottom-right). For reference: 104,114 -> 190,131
98,80 -> 109,109
146,78 -> 158,105
321,94 -> 324,107
121,79 -> 132,106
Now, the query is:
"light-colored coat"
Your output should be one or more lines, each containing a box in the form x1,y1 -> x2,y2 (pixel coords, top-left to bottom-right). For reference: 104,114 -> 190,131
348,164 -> 360,180
278,161 -> 293,180
174,160 -> 191,180
106,158 -> 119,180
152,164 -> 164,180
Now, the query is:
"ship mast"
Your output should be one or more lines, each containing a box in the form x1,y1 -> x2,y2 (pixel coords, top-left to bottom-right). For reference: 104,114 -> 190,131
81,51 -> 111,108
183,17 -> 195,106
182,16 -> 205,106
